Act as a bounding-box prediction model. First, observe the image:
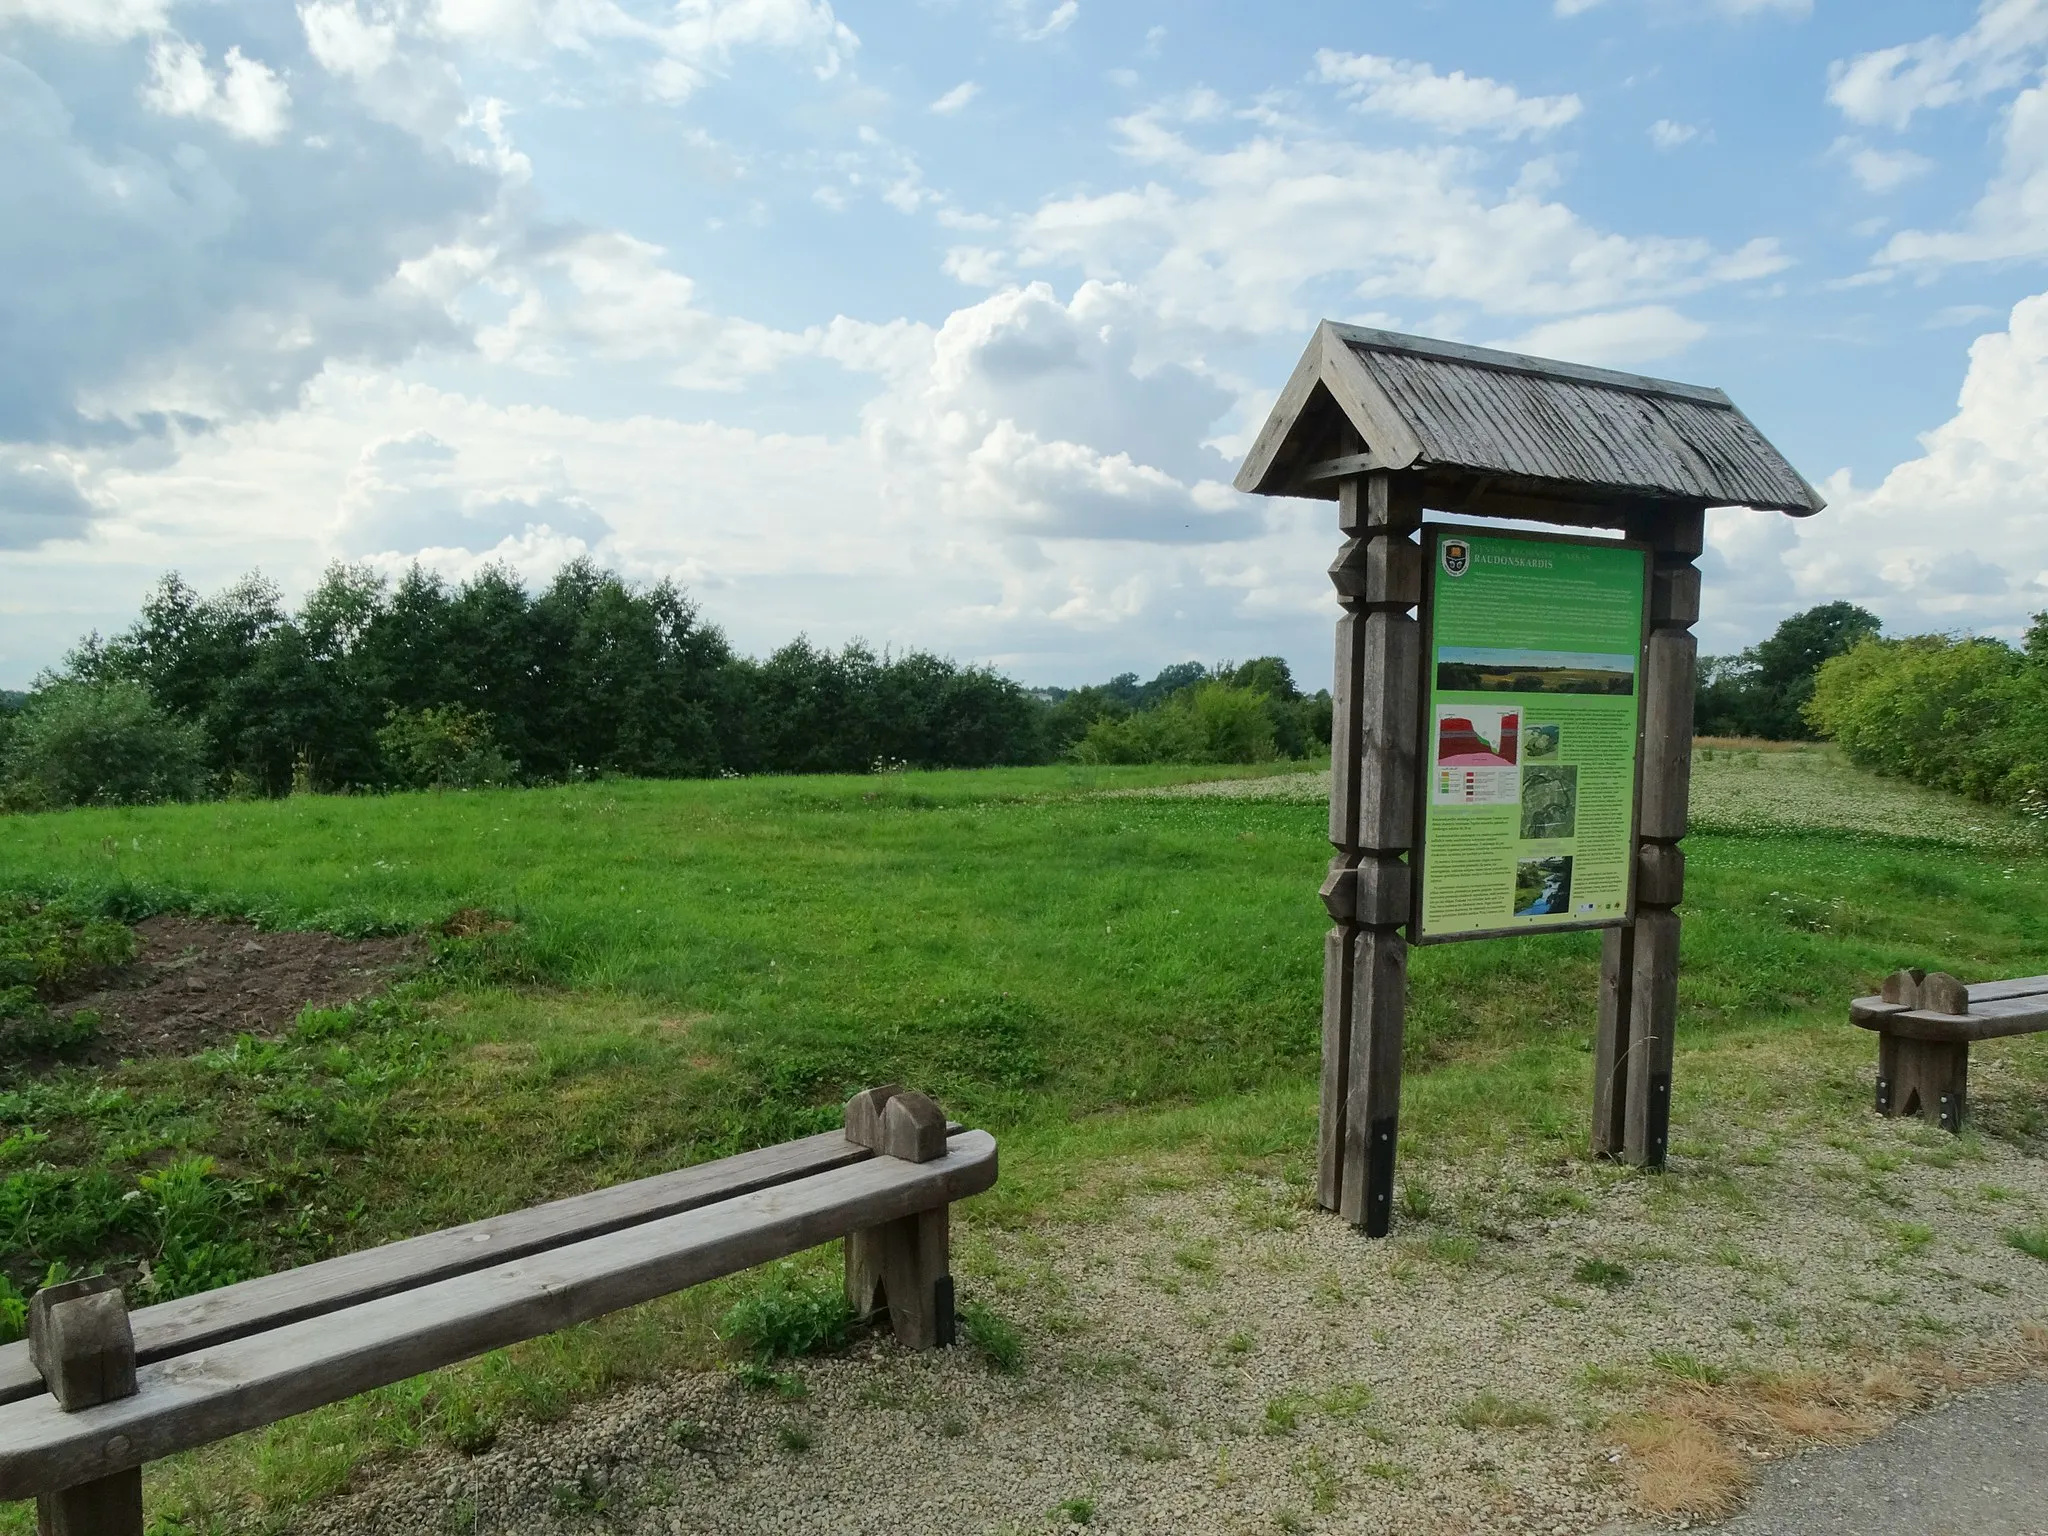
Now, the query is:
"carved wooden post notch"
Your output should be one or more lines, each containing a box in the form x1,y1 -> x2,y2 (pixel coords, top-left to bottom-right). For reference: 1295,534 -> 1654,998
843,1085 -> 956,1347
1235,323 -> 1823,1235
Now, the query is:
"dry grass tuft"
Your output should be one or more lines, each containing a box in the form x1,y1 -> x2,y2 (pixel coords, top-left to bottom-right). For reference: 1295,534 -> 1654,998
2020,1321 -> 2048,1364
1616,1363 -> 1944,1518
1616,1412 -> 1750,1518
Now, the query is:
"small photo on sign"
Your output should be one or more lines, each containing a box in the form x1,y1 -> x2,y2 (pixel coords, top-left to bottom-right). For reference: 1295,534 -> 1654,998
1519,764 -> 1578,840
1514,855 -> 1574,916
1523,723 -> 1560,761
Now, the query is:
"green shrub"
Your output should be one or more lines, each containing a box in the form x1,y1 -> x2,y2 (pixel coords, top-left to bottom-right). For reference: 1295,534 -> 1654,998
1,679 -> 209,809
1807,635 -> 2032,803
1070,682 -> 1278,765
719,1262 -> 854,1362
376,704 -> 519,790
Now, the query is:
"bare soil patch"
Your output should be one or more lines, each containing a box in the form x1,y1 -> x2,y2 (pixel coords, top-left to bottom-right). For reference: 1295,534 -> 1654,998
51,914 -> 417,1063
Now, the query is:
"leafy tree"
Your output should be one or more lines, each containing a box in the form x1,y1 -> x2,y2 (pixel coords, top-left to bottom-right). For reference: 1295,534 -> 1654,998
377,704 -> 518,790
1,680 -> 209,809
1696,601 -> 1883,739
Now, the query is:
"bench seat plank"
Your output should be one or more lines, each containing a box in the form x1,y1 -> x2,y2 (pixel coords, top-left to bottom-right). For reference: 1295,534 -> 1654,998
1851,993 -> 2048,1042
0,1128 -> 917,1408
0,1131 -> 995,1501
1964,975 -> 2048,1004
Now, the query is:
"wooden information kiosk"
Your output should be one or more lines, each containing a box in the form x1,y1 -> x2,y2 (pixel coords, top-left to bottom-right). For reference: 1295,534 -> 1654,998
1235,324 -> 1824,1235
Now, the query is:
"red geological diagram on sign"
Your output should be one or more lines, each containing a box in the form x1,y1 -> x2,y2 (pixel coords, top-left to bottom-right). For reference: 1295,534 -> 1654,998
1437,712 -> 1518,769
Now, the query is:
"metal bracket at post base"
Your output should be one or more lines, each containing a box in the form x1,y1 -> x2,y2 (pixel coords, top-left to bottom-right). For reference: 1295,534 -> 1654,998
1645,1073 -> 1671,1171
1362,1116 -> 1397,1238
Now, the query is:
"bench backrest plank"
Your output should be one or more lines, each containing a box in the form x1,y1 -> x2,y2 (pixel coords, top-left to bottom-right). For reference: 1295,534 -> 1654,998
0,1131 -> 995,1500
0,1128 -> 911,1407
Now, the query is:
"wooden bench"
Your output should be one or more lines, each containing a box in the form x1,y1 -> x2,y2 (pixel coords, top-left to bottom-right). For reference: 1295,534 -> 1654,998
0,1085 -> 995,1535
1850,970 -> 2048,1132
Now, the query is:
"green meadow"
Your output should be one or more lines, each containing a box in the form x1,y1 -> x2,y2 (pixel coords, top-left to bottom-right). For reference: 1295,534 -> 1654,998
2,754 -> 2047,1529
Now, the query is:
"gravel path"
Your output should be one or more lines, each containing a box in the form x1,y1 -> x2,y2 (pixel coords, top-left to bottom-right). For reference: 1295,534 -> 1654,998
289,1074 -> 2048,1536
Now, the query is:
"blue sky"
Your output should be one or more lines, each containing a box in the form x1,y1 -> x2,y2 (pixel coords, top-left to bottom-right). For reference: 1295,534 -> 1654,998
4,0 -> 2048,689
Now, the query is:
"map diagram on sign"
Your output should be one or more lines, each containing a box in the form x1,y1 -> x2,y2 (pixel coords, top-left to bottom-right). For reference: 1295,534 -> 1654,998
1432,705 -> 1520,806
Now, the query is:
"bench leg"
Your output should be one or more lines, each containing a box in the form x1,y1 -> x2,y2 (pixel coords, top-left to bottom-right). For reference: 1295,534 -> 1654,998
1890,1037 -> 1968,1133
1874,1031 -> 1899,1115
38,1469 -> 143,1536
846,1206 -> 955,1349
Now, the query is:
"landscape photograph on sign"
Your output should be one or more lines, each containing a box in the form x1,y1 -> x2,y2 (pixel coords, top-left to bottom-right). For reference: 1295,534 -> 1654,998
1513,855 -> 1574,916
1435,647 -> 1637,696
1520,765 -> 1579,840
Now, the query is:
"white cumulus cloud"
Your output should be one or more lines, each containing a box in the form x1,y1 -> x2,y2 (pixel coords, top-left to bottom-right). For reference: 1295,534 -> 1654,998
1828,0 -> 2048,130
1494,305 -> 1709,368
1776,292 -> 2048,638
1314,50 -> 1581,139
930,80 -> 978,114
1875,79 -> 2048,265
141,37 -> 292,142
1019,1 -> 1076,42
0,0 -> 172,38
1843,142 -> 1934,193
1014,96 -> 1787,334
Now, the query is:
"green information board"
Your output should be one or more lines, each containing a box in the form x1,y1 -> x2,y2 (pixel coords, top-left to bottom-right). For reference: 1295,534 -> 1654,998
1414,526 -> 1649,943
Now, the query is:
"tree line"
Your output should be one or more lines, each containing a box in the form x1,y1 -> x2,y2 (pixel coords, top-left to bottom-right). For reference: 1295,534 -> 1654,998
0,562 -> 1331,809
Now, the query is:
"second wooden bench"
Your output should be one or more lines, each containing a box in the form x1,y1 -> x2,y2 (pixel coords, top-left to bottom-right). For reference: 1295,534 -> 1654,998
1850,969 -> 2048,1132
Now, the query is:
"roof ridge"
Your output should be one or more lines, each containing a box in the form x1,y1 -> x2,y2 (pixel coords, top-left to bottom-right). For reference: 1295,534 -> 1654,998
1321,322 -> 1734,408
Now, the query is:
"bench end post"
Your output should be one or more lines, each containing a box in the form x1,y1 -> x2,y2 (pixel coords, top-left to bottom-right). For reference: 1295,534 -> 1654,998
29,1278 -> 144,1536
844,1087 -> 958,1349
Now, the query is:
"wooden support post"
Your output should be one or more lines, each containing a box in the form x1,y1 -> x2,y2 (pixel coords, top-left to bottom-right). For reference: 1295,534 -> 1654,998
1889,1037 -> 1969,1132
28,1277 -> 142,1536
1606,504 -> 1703,1170
1320,471 -> 1421,1232
842,1089 -> 957,1348
1315,918 -> 1353,1208
1591,925 -> 1634,1157
1341,926 -> 1407,1235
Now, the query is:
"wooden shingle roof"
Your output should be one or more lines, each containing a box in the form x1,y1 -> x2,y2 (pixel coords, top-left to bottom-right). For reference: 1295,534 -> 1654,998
1235,323 -> 1824,519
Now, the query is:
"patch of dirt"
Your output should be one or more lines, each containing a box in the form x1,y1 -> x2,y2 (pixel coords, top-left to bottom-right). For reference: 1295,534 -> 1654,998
52,915 -> 418,1063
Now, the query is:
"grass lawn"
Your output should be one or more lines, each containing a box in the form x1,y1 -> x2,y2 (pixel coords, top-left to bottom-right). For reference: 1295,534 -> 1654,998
2,757 -> 2046,1530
